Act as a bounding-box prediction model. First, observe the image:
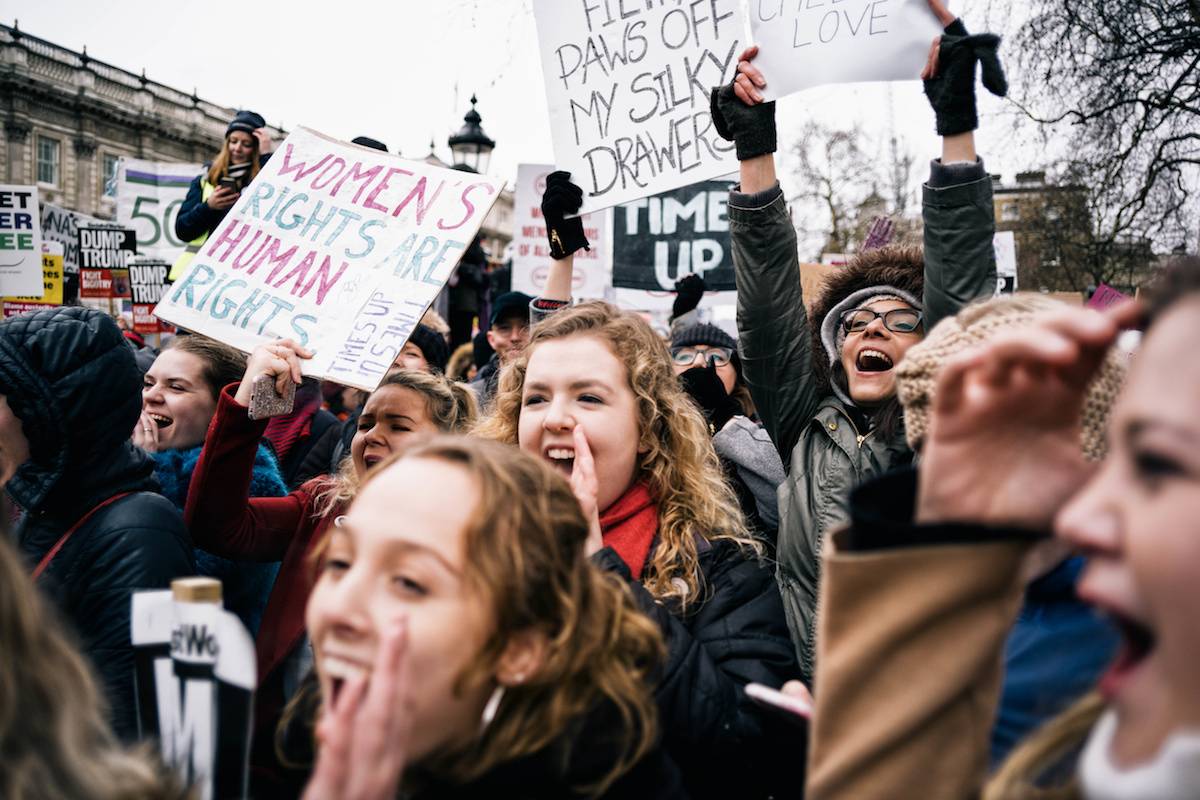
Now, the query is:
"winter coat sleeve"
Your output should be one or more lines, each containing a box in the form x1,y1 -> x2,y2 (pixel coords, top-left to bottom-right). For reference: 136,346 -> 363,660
729,183 -> 822,465
173,174 -> 221,243
922,159 -> 998,330
77,495 -> 193,741
185,384 -> 309,562
807,469 -> 1041,800
595,542 -> 804,798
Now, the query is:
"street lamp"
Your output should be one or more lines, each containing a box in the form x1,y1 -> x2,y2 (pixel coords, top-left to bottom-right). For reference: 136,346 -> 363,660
448,94 -> 495,174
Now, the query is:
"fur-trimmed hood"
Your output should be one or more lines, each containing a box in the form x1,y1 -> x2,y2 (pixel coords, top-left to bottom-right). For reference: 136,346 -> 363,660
808,244 -> 924,399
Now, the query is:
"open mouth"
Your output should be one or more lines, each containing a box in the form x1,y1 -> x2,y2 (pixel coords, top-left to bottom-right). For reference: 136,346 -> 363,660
1099,611 -> 1157,700
543,446 -> 575,477
855,348 -> 894,373
322,654 -> 371,704
363,454 -> 383,469
146,412 -> 173,429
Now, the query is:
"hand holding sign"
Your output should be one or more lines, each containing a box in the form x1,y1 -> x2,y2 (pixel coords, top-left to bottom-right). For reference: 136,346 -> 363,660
710,46 -> 778,162
234,339 -> 313,407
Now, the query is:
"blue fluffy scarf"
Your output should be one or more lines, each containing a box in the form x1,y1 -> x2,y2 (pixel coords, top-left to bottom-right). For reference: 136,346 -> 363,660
153,443 -> 288,637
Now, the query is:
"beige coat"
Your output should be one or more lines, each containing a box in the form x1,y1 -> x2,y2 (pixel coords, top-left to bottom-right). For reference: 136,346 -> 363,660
806,528 -> 1035,799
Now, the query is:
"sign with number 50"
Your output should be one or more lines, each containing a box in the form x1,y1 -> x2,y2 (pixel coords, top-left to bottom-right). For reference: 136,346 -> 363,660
117,158 -> 202,264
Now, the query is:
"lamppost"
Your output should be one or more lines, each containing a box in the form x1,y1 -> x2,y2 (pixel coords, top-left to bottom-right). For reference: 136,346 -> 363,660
447,94 -> 495,174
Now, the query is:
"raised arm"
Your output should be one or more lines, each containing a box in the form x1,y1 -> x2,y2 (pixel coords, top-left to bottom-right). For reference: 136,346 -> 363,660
185,340 -> 314,561
713,48 -> 822,461
920,2 -> 1008,328
530,171 -> 589,324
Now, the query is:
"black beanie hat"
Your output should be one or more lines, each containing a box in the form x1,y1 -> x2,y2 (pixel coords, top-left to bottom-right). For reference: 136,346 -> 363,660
227,110 -> 266,139
408,324 -> 449,372
670,322 -> 737,351
351,136 -> 388,152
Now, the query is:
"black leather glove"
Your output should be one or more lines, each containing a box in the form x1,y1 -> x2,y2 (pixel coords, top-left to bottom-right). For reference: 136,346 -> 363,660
923,18 -> 1008,136
541,171 -> 590,261
710,84 -> 777,161
671,273 -> 706,320
679,362 -> 740,434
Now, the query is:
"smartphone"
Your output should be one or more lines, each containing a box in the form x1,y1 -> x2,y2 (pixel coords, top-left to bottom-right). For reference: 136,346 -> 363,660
745,682 -> 812,726
218,176 -> 240,192
247,375 -> 296,420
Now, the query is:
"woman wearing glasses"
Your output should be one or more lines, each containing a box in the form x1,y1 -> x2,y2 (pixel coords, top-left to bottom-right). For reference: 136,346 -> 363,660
712,0 -> 1006,681
669,323 -> 786,550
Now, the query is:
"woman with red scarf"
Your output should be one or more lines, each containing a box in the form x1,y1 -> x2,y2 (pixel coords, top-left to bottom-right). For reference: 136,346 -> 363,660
476,301 -> 803,800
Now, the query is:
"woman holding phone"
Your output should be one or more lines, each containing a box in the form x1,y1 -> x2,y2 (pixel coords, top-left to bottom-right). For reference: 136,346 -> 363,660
171,109 -> 271,280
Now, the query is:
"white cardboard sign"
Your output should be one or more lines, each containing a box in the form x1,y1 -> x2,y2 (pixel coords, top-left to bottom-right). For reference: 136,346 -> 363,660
154,127 -> 504,391
0,185 -> 44,296
750,0 -> 944,100
116,158 -> 204,264
533,0 -> 743,214
512,164 -> 611,299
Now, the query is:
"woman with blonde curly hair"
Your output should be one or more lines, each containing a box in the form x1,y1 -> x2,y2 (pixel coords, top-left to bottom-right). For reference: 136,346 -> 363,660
279,436 -> 685,798
474,300 -> 803,800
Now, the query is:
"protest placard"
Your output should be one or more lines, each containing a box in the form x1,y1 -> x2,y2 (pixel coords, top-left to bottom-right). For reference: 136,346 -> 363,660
750,0 -> 944,100
154,127 -> 505,392
512,164 -> 610,299
40,202 -> 106,273
1087,283 -> 1129,310
0,185 -> 44,296
3,242 -> 65,317
117,158 -> 203,263
994,230 -> 1017,293
129,257 -> 172,333
79,227 -> 137,299
613,178 -> 736,292
533,0 -> 742,213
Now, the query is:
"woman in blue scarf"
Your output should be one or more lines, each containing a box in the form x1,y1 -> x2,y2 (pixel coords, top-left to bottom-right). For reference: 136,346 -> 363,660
133,335 -> 286,635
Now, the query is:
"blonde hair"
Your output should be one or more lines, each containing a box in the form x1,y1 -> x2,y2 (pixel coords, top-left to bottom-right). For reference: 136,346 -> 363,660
313,369 -> 478,517
475,301 -> 758,604
0,524 -> 185,800
205,134 -> 262,186
289,436 -> 664,797
985,692 -> 1105,799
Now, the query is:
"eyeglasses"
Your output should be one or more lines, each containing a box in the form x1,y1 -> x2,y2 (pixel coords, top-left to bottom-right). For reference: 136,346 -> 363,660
839,308 -> 923,335
671,346 -> 733,367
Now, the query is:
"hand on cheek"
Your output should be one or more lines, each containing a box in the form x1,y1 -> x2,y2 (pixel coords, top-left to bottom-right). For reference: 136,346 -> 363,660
570,426 -> 605,556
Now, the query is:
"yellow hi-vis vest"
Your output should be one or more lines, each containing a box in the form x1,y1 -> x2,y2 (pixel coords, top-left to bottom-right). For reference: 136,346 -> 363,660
169,179 -> 215,281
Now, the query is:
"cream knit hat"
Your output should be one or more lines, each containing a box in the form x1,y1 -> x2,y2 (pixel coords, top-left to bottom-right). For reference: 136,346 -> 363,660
896,294 -> 1127,461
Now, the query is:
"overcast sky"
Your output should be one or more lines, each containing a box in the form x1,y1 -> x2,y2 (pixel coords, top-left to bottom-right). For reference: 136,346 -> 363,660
11,0 -> 1027,200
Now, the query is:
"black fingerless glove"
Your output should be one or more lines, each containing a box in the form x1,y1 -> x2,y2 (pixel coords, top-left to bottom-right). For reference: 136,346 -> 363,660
672,273 -> 706,320
541,171 -> 590,260
680,362 -> 740,434
923,19 -> 1008,136
710,84 -> 777,161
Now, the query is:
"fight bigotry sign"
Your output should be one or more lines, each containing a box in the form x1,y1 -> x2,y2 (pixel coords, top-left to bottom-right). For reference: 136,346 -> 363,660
533,0 -> 742,213
154,128 -> 505,392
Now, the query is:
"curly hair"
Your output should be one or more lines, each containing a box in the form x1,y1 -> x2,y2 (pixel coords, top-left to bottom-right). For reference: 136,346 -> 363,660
312,369 -> 478,518
287,436 -> 664,797
474,301 -> 758,605
0,513 -> 185,800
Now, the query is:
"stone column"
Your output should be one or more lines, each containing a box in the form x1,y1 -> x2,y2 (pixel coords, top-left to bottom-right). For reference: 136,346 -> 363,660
73,137 -> 97,215
4,121 -> 30,183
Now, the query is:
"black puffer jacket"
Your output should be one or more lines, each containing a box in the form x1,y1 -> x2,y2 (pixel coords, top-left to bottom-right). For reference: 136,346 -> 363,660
596,538 -> 803,800
2,307 -> 193,740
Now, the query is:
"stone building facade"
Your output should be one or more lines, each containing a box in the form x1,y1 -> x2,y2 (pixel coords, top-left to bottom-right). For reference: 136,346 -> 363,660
0,21 -> 284,220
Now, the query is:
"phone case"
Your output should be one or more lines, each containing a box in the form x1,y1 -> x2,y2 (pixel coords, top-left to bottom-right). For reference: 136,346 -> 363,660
247,375 -> 296,420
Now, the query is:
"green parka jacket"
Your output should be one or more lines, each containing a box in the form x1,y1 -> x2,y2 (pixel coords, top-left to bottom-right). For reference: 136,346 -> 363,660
730,159 -> 998,680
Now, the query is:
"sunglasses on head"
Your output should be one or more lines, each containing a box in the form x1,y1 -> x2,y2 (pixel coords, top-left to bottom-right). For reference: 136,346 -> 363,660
671,346 -> 733,368
840,308 -> 923,335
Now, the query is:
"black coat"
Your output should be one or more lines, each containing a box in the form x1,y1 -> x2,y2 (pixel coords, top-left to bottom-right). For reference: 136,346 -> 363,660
1,307 -> 193,740
174,173 -> 225,243
595,538 -> 806,800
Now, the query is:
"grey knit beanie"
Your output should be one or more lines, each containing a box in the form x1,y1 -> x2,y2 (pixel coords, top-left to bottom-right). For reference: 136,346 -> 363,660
819,285 -> 923,406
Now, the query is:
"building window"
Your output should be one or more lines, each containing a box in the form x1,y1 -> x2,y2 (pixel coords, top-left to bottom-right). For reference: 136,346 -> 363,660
37,136 -> 61,186
102,153 -> 120,197
1001,201 -> 1020,222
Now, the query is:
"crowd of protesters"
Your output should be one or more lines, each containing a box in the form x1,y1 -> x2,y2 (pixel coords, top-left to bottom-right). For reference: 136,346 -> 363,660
2,1 -> 1198,798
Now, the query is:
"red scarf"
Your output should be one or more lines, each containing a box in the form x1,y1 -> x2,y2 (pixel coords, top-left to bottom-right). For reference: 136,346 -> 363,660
599,483 -> 659,580
263,380 -> 323,464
